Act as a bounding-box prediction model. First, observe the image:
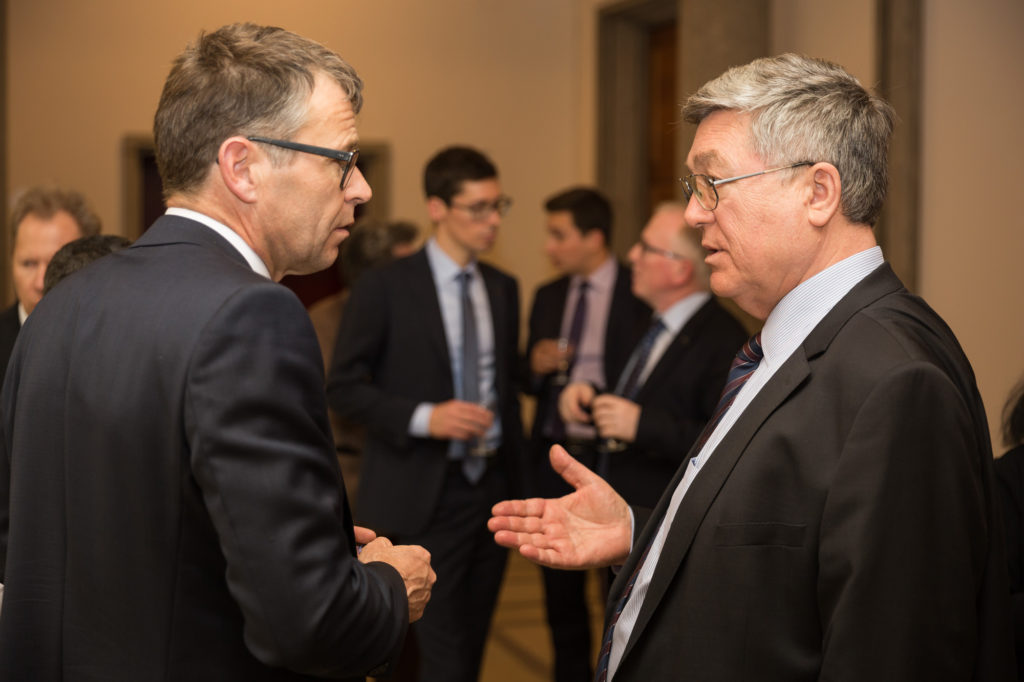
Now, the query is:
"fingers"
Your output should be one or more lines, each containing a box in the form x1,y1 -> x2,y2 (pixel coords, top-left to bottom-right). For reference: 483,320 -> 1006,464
353,525 -> 378,545
548,444 -> 601,491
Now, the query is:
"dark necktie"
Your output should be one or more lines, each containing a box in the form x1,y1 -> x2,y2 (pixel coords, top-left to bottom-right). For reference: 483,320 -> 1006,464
593,332 -> 763,681
542,280 -> 590,440
565,280 -> 590,373
459,270 -> 485,483
616,317 -> 665,400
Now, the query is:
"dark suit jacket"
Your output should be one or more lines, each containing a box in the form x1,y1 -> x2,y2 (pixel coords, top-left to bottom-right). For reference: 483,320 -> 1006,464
609,264 -> 1015,681
326,247 -> 523,536
525,263 -> 650,490
0,216 -> 408,681
0,302 -> 20,390
606,297 -> 746,509
994,444 -> 1024,679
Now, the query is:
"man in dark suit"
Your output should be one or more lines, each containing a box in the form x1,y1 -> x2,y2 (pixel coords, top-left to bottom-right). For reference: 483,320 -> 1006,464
0,186 -> 100,386
0,23 -> 434,681
524,187 -> 649,682
491,54 -> 1015,680
559,202 -> 745,510
328,146 -> 522,682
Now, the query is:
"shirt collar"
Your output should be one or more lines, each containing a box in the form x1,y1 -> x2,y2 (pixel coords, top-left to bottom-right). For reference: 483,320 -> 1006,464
165,207 -> 271,279
760,246 -> 884,370
571,254 -> 616,293
425,237 -> 476,283
657,291 -> 712,335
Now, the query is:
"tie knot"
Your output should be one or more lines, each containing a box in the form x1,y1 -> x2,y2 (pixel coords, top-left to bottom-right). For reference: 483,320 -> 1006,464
737,332 -> 763,365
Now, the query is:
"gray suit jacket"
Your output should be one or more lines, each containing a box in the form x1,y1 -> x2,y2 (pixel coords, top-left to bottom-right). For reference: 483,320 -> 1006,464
0,215 -> 407,681
610,264 -> 1015,681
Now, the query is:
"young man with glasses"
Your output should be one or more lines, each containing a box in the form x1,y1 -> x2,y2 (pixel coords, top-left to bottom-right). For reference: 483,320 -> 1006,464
0,23 -> 435,680
329,146 -> 523,682
491,54 -> 1014,680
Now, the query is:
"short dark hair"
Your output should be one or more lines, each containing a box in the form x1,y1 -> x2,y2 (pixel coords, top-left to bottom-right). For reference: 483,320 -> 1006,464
423,146 -> 497,204
10,186 -> 102,247
43,234 -> 132,295
544,187 -> 613,244
1004,379 -> 1024,449
340,218 -> 419,284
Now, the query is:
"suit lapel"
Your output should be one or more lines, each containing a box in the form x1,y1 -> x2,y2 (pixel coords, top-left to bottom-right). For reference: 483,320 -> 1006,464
479,265 -> 507,391
633,298 -> 716,401
405,250 -> 452,371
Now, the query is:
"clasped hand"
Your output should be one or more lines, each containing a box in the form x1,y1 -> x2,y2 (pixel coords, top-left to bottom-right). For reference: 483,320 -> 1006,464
355,527 -> 435,622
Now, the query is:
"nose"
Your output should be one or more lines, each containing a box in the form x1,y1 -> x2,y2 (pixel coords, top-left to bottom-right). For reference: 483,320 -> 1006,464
32,263 -> 47,293
627,242 -> 640,265
345,166 -> 372,204
683,194 -> 714,228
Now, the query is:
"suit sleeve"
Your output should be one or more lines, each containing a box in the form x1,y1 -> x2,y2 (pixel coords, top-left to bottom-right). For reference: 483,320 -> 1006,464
817,362 -> 991,680
327,270 -> 419,450
185,283 -> 407,678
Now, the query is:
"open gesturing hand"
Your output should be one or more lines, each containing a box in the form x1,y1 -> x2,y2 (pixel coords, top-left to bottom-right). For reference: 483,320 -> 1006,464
488,445 -> 632,569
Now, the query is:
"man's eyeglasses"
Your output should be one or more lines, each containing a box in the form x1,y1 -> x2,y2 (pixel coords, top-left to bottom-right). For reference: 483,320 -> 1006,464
637,237 -> 685,260
679,161 -> 813,211
449,196 -> 514,221
247,136 -> 359,189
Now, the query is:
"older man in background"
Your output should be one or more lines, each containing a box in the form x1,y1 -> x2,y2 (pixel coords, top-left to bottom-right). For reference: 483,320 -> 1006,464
0,186 -> 100,385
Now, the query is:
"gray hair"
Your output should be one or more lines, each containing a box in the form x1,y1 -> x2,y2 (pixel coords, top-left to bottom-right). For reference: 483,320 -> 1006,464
683,54 -> 895,227
154,23 -> 363,198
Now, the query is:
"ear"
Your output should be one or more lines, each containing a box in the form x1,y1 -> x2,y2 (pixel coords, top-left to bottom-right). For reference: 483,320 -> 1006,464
807,162 -> 842,228
217,137 -> 260,204
426,196 -> 449,224
672,257 -> 695,287
581,228 -> 605,252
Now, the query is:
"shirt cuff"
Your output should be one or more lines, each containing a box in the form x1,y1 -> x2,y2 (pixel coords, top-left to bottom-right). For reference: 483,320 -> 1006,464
409,402 -> 434,437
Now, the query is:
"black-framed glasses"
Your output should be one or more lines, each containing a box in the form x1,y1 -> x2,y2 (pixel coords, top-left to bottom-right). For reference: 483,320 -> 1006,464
637,237 -> 685,260
679,161 -> 813,211
247,136 -> 359,189
449,195 -> 513,221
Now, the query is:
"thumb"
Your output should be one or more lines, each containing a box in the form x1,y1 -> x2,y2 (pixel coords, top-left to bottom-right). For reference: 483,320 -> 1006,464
548,444 -> 601,491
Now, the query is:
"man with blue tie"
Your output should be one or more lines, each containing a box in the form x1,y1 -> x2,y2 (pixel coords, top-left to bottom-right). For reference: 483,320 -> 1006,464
329,146 -> 523,682
489,54 -> 1014,680
558,202 -> 745,510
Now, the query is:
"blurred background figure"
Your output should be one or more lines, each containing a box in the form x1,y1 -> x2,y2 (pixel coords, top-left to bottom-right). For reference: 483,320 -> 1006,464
994,378 -> 1024,680
523,187 -> 649,682
1,186 -> 101,385
308,216 -> 420,509
43,234 -> 132,295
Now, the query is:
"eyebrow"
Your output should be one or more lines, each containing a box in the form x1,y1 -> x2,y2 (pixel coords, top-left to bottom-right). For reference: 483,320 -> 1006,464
688,150 -> 721,173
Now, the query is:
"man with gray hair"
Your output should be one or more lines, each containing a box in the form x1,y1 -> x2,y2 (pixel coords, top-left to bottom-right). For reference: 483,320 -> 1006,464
558,202 -> 745,511
1,23 -> 434,681
491,54 -> 1014,679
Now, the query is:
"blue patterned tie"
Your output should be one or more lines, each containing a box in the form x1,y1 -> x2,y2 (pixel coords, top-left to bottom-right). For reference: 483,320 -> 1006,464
615,317 -> 665,400
459,271 -> 486,483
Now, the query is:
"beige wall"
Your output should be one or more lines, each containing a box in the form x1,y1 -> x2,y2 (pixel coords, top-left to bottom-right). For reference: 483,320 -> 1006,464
771,0 -> 1024,450
7,0 -> 1024,447
6,0 -> 580,310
